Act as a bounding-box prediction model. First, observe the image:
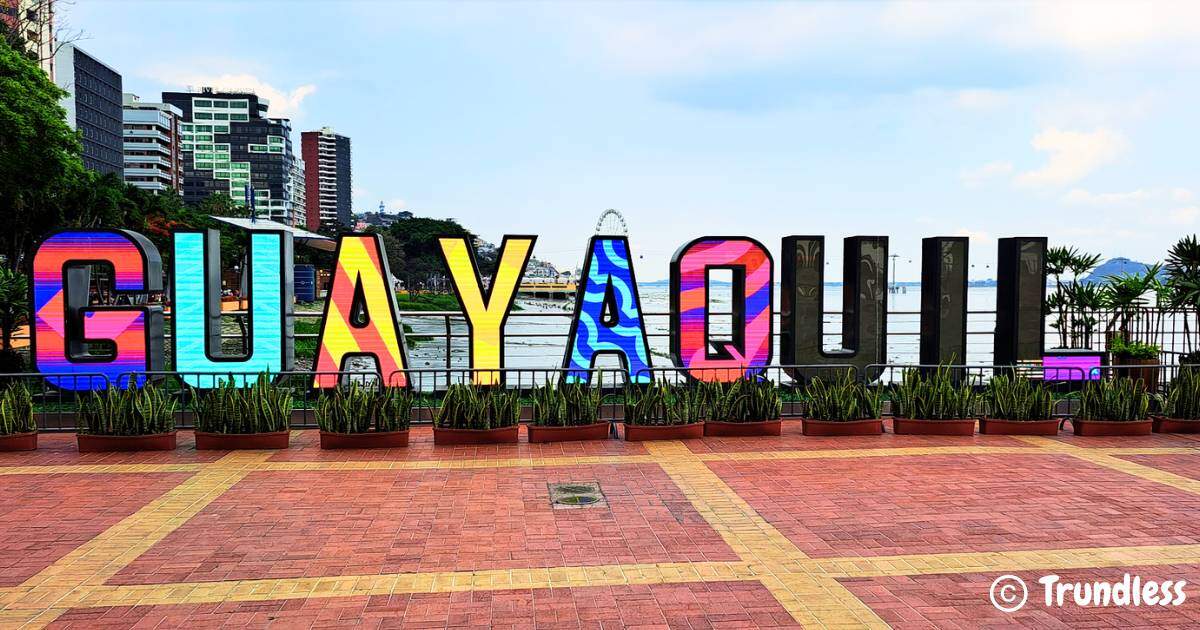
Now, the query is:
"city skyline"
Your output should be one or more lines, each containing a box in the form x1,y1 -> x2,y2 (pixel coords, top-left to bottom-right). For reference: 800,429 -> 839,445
67,0 -> 1200,280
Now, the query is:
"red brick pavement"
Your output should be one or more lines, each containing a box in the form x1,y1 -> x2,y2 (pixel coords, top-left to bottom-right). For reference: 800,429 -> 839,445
111,464 -> 738,585
710,453 -> 1200,557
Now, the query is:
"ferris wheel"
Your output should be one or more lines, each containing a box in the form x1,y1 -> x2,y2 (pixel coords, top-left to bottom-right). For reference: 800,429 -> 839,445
594,208 -> 629,235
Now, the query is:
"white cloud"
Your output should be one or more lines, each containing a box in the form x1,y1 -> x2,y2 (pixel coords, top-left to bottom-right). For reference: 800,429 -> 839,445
1168,206 -> 1200,225
1014,127 -> 1125,188
953,227 -> 991,243
143,66 -> 316,119
952,89 -> 1011,110
959,161 -> 1013,187
1063,187 -> 1194,205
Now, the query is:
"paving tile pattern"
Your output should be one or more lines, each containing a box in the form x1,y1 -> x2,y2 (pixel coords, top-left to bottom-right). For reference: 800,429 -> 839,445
0,426 -> 1195,628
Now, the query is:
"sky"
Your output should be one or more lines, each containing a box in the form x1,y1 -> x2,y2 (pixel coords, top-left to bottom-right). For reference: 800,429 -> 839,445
70,0 -> 1199,281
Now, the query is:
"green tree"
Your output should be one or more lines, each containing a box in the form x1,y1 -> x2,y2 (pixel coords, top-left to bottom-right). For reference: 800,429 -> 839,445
0,34 -> 91,272
383,216 -> 488,292
0,267 -> 28,351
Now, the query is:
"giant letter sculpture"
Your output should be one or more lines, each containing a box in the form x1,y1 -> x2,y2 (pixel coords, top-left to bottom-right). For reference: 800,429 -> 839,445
780,236 -> 887,381
670,237 -> 773,382
32,230 -> 164,390
995,237 -> 1047,366
562,236 -> 652,384
172,229 -> 294,387
312,234 -> 410,388
919,237 -> 968,366
438,235 -> 535,385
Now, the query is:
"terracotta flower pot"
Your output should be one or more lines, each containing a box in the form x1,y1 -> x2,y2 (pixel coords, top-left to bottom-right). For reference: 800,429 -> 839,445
623,422 -> 704,441
77,431 -> 177,452
703,419 -> 782,437
1070,418 -> 1153,436
0,431 -> 37,451
801,418 -> 883,436
433,425 -> 519,445
527,422 -> 611,443
978,418 -> 1060,436
1152,416 -> 1200,434
892,417 -> 976,436
319,430 -> 409,449
194,430 -> 290,450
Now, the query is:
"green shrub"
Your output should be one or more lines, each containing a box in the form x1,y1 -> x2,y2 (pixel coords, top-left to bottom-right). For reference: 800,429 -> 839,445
803,370 -> 881,421
1110,336 -> 1160,360
435,384 -> 520,429
1078,377 -> 1149,421
704,379 -> 782,423
531,382 -> 601,427
315,384 -> 413,434
984,375 -> 1054,421
0,382 -> 35,435
191,374 -> 293,434
891,366 -> 979,420
78,382 -> 176,436
1159,369 -> 1200,420
623,383 -> 706,426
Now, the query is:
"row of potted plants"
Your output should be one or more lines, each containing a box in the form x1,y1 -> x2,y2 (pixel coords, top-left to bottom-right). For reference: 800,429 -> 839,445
0,367 -> 1198,451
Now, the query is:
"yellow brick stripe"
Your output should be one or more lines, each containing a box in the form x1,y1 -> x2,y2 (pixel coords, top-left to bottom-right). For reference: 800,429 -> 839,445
0,562 -> 757,611
645,441 -> 889,628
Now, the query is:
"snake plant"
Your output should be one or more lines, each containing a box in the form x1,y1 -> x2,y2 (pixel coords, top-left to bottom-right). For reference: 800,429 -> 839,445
803,370 -> 881,421
1161,368 -> 1200,420
0,383 -> 35,435
435,384 -> 520,429
891,366 -> 979,420
623,383 -> 706,426
191,374 -> 293,434
315,384 -> 413,434
77,382 -> 177,436
1078,376 -> 1150,421
704,379 -> 783,423
984,374 -> 1054,421
531,382 -> 602,426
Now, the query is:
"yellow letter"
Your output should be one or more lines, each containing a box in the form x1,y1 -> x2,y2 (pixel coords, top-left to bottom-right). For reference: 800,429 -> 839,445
438,235 -> 536,385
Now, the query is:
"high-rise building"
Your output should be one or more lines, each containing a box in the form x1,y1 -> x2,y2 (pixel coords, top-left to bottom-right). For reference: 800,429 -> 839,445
2,0 -> 55,80
54,43 -> 123,176
300,127 -> 352,231
289,156 -> 306,227
161,88 -> 297,224
121,93 -> 183,194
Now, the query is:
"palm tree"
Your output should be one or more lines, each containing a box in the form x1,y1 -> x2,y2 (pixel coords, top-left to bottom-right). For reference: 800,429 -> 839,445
1045,246 -> 1103,348
1166,235 -> 1200,358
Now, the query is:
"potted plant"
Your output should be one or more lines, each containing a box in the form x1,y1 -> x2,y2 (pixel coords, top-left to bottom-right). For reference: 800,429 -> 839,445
1152,368 -> 1200,433
317,384 -> 413,448
979,374 -> 1058,435
799,370 -> 883,436
0,382 -> 37,450
192,375 -> 293,449
76,383 -> 177,452
1109,336 -> 1162,391
1072,376 -> 1152,436
890,366 -> 978,435
528,382 -> 608,443
703,379 -> 783,436
622,383 -> 705,441
433,384 -> 520,445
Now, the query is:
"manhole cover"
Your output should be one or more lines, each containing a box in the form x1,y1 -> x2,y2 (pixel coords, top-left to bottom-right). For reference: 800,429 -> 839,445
548,481 -> 607,509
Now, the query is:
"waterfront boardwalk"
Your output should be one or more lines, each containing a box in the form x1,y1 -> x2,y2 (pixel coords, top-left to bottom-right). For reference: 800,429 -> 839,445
1,427 -> 1199,628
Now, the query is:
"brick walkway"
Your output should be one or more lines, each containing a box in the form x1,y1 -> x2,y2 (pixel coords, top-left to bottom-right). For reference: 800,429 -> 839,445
1,426 -> 1199,628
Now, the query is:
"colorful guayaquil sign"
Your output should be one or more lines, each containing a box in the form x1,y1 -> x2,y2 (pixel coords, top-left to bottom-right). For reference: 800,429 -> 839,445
29,228 -> 1047,390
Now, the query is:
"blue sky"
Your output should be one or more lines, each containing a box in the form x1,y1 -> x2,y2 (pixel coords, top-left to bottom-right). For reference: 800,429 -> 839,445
72,1 -> 1199,280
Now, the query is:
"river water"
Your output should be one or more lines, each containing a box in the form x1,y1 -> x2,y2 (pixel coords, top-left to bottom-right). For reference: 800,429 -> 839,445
400,285 -> 1002,377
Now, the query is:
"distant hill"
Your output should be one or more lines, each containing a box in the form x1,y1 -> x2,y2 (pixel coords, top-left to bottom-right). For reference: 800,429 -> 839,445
1080,258 -> 1166,284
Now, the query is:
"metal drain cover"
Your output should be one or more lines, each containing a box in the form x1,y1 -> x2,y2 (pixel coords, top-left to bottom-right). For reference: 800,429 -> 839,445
548,482 -> 607,509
